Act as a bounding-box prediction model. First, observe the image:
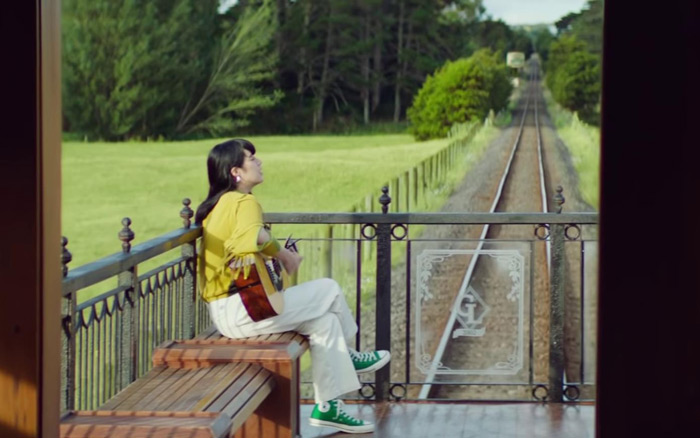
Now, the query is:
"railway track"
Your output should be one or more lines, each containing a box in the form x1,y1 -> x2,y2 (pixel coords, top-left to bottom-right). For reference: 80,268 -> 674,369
349,57 -> 598,402
417,61 -> 555,400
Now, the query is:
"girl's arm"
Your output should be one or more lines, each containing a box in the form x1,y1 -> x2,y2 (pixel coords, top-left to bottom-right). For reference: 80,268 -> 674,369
257,228 -> 302,274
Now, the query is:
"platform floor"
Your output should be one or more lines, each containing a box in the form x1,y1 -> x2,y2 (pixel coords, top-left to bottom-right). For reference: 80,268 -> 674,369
299,402 -> 595,437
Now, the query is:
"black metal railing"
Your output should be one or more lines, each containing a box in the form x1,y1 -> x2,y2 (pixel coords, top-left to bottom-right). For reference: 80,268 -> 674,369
61,202 -> 204,411
266,189 -> 598,403
61,188 -> 598,411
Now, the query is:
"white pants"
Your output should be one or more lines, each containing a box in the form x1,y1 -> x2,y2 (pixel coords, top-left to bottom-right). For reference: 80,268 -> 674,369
208,277 -> 360,403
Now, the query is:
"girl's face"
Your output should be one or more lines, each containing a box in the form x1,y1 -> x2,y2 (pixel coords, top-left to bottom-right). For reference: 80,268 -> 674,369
232,149 -> 263,191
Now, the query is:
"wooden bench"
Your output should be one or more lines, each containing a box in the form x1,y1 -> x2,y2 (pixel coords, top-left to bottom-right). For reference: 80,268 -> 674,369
191,327 -> 309,438
61,327 -> 309,438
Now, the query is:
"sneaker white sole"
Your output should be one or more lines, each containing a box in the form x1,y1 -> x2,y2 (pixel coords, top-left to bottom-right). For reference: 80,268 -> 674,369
355,352 -> 391,374
309,418 -> 374,434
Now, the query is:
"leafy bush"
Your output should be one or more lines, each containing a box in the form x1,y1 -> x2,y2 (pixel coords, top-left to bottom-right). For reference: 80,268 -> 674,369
546,35 -> 601,124
407,49 -> 512,140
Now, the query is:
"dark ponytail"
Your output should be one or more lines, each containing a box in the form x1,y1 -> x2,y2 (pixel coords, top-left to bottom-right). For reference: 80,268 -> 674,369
194,139 -> 256,225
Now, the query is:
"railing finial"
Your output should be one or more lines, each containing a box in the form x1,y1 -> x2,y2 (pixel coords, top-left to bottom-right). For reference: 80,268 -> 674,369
379,186 -> 391,214
61,236 -> 72,277
119,217 -> 135,253
181,198 -> 194,229
553,186 -> 565,214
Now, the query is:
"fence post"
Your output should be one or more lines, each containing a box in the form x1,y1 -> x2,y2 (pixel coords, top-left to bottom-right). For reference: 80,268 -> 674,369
323,225 -> 333,278
117,218 -> 138,386
404,171 -> 410,212
391,179 -> 400,212
61,237 -> 75,411
375,187 -> 392,401
363,194 -> 374,263
439,149 -> 444,184
412,167 -> 418,210
549,186 -> 566,402
180,199 -> 196,339
442,148 -> 447,183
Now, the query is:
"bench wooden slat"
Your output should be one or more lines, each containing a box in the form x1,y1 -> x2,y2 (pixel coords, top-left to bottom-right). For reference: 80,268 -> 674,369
99,366 -> 178,410
194,328 -> 308,347
144,367 -> 225,412
211,366 -> 274,415
163,338 -> 301,346
224,369 -> 276,434
152,341 -> 305,368
195,364 -> 261,412
60,411 -> 231,438
153,366 -> 219,411
105,368 -> 192,411
184,332 -> 308,346
164,365 -> 245,412
180,364 -> 258,412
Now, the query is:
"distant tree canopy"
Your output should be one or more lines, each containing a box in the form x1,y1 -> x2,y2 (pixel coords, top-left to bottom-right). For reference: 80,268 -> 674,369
546,0 -> 603,124
554,0 -> 603,55
62,0 -> 537,140
62,0 -> 279,140
527,26 -> 556,62
407,49 -> 512,140
546,36 -> 601,122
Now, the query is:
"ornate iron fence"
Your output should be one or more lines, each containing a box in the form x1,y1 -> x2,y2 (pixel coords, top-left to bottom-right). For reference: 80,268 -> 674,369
266,189 -> 598,403
61,202 -> 204,411
61,189 -> 598,411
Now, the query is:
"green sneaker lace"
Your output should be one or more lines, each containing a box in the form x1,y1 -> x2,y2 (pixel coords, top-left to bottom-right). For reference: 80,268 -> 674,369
350,350 -> 376,362
332,400 -> 364,425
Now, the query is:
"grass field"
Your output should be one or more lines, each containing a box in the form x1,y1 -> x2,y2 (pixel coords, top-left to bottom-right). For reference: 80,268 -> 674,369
60,93 -> 512,402
62,134 -> 454,269
542,89 -> 601,209
63,125 -> 501,398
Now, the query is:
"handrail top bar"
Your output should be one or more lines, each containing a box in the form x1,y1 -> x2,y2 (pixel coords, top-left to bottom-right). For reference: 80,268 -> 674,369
62,227 -> 201,296
62,211 -> 597,296
264,211 -> 599,225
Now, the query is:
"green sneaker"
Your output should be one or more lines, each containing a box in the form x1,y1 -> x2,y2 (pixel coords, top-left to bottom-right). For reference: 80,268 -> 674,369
309,399 -> 374,434
350,349 -> 391,374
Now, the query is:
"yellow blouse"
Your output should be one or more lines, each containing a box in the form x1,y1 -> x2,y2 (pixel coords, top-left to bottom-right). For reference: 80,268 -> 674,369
198,191 -> 280,303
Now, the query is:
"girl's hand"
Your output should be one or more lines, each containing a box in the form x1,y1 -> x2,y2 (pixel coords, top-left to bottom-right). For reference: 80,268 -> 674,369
276,248 -> 303,275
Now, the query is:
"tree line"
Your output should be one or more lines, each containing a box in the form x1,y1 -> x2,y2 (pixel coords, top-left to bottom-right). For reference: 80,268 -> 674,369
62,0 -> 532,141
543,0 -> 603,124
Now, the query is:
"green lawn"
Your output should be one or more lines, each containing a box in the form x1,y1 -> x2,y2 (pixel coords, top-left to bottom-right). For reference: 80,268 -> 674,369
63,128 -> 498,392
62,134 -> 452,269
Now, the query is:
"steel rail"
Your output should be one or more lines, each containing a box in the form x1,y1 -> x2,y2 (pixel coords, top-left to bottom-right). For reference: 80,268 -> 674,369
534,72 -> 551,267
418,64 -> 548,398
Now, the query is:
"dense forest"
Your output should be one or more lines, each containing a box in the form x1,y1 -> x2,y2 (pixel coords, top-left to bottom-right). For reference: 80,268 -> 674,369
62,0 -> 533,140
62,0 -> 603,141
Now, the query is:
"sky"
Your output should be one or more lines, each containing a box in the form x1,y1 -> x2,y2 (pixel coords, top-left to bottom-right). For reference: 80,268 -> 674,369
481,0 -> 589,25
